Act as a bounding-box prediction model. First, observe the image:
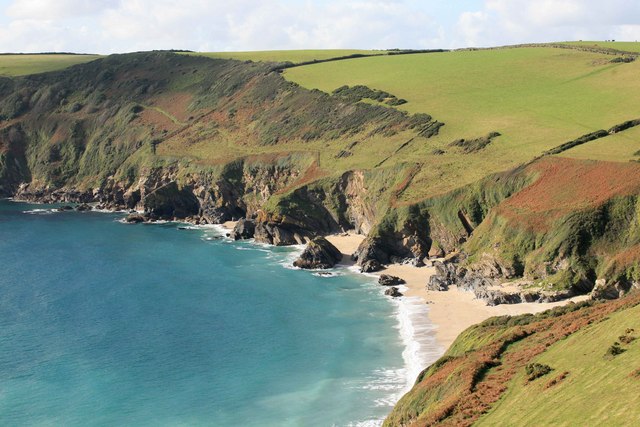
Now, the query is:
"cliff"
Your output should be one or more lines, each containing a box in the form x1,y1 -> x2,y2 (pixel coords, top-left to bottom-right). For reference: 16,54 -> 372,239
1,51 -> 639,300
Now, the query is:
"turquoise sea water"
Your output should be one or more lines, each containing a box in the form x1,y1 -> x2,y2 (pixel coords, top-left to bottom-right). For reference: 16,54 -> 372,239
0,200 -> 438,426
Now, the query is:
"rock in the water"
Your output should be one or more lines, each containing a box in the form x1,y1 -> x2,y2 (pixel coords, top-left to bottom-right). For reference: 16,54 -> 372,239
231,219 -> 256,240
57,205 -> 74,211
360,259 -> 383,273
385,287 -> 403,298
378,274 -> 406,286
75,203 -> 92,211
293,237 -> 342,269
124,213 -> 145,223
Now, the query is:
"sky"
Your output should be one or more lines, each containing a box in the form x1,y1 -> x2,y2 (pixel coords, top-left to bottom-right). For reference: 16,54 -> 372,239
0,0 -> 639,54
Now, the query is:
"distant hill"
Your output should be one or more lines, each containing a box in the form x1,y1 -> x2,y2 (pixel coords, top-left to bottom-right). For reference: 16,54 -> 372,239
0,54 -> 101,77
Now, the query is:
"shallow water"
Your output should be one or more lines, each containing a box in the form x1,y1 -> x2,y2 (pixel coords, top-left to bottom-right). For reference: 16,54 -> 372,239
0,200 -> 438,426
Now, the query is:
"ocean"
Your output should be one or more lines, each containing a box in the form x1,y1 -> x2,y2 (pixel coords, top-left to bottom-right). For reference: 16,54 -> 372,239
0,199 -> 439,426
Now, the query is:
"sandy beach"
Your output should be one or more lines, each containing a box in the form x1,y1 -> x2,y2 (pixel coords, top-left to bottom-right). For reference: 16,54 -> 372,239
325,232 -> 589,350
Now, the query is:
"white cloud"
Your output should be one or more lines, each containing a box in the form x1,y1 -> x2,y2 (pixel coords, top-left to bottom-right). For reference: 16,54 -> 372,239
2,0 -> 640,53
6,0 -> 116,20
455,0 -> 640,47
0,0 -> 445,53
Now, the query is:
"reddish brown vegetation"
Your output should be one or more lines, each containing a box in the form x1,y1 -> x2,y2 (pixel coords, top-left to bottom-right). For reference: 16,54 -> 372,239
497,157 -> 640,232
545,371 -> 569,388
151,93 -> 193,122
393,292 -> 640,427
136,108 -> 180,133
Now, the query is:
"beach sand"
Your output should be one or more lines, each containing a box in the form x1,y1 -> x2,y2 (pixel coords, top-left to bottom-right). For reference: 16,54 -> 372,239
326,232 -> 589,350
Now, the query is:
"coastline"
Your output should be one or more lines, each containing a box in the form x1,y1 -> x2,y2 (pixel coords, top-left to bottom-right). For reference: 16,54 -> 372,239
324,232 -> 590,351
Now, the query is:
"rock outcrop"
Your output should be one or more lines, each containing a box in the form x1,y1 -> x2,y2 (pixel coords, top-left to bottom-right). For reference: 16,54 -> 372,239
427,257 -> 575,306
378,274 -> 406,287
293,237 -> 342,269
385,287 -> 403,298
591,278 -> 640,300
231,219 -> 256,240
360,259 -> 383,273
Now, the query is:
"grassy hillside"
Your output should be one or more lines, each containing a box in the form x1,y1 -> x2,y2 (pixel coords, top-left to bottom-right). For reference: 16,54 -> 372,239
0,54 -> 101,76
476,300 -> 640,426
183,49 -> 385,64
560,40 -> 640,53
385,291 -> 640,426
558,125 -> 640,162
285,47 -> 640,199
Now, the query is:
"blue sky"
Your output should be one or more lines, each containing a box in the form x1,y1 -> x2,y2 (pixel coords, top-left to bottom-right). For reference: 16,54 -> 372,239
0,0 -> 639,53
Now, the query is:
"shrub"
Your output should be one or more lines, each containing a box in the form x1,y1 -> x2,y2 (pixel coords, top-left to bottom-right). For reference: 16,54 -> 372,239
604,342 -> 625,359
525,363 -> 552,381
619,335 -> 636,344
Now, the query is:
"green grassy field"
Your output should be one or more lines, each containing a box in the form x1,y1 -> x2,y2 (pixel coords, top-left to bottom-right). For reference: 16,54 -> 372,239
476,303 -> 640,426
0,54 -> 101,77
182,49 -> 385,64
284,47 -> 640,199
559,125 -> 640,162
561,40 -> 640,53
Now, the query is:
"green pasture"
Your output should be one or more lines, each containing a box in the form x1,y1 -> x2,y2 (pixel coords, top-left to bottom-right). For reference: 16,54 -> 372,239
0,54 -> 101,77
560,40 -> 640,53
182,49 -> 385,64
284,47 -> 640,198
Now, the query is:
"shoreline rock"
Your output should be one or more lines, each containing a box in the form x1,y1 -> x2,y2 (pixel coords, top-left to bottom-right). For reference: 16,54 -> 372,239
231,219 -> 256,240
378,274 -> 406,287
385,287 -> 403,298
293,237 -> 342,269
360,259 -> 383,273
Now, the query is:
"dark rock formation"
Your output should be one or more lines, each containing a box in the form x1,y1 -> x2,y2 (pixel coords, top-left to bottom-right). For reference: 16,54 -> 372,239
360,259 -> 383,273
293,237 -> 342,269
125,213 -> 145,223
385,287 -> 403,298
144,182 -> 199,220
378,274 -> 406,287
255,221 -> 314,246
426,256 -> 577,305
231,219 -> 255,240
591,278 -> 640,300
75,203 -> 92,211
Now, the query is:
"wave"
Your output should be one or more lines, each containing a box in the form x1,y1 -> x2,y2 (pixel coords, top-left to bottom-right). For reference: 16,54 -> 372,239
393,293 -> 442,397
22,208 -> 58,215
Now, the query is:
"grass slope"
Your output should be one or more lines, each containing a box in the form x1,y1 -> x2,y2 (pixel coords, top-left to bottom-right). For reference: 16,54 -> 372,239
285,47 -> 640,199
385,292 -> 640,426
0,54 -> 101,76
477,302 -> 640,426
561,40 -> 640,53
559,125 -> 640,162
183,49 -> 385,64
